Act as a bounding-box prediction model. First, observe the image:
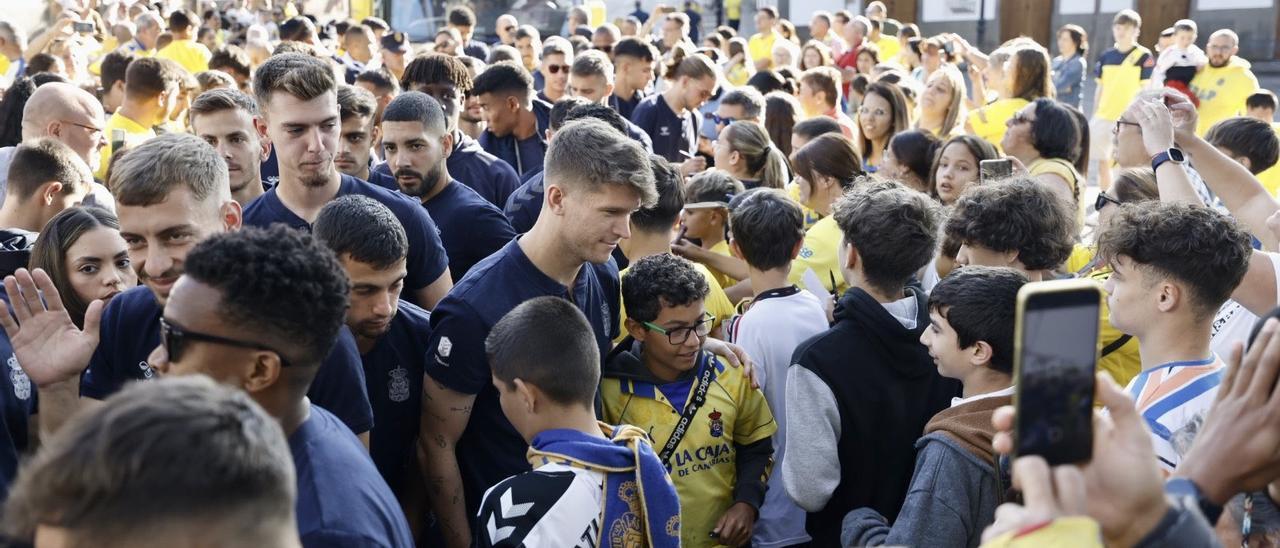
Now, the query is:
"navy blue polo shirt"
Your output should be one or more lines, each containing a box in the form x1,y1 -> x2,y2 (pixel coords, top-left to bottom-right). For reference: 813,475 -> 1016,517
610,90 -> 644,121
242,174 -> 449,293
503,171 -> 544,234
630,93 -> 699,163
372,132 -> 521,208
260,146 -> 279,186
479,98 -> 552,179
292,404 -> 414,547
0,326 -> 34,502
424,181 -> 516,282
78,285 -> 375,435
361,300 -> 430,493
425,239 -> 620,520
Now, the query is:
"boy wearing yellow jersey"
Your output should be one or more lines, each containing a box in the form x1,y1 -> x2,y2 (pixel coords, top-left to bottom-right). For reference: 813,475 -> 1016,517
603,253 -> 776,548
1090,10 -> 1153,189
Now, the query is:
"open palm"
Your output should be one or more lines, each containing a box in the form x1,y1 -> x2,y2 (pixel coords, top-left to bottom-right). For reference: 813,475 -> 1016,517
0,269 -> 102,387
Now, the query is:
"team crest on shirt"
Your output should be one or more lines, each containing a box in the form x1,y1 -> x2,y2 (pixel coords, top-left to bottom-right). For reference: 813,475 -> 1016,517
658,126 -> 671,137
799,247 -> 814,259
7,354 -> 28,401
708,409 -> 723,438
388,366 -> 410,402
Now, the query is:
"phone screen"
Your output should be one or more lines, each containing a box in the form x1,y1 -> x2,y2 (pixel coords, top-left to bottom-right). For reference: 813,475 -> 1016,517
980,159 -> 1014,183
1015,290 -> 1099,465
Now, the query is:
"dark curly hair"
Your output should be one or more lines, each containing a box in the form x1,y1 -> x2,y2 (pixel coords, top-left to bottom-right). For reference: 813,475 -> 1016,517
400,53 -> 473,95
0,77 -> 35,148
621,253 -> 709,324
183,225 -> 351,368
929,266 -> 1029,375
834,180 -> 941,295
946,178 -> 1076,271
1097,202 -> 1251,321
313,195 -> 407,269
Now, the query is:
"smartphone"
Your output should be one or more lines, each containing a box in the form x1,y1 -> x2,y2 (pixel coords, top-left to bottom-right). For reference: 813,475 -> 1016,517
1012,279 -> 1102,466
979,158 -> 1014,183
73,21 -> 94,34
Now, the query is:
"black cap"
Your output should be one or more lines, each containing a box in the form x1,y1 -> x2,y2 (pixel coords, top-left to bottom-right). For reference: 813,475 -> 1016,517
381,31 -> 410,53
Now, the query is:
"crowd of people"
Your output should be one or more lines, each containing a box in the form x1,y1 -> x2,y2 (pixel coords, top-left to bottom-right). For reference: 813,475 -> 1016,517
0,0 -> 1277,546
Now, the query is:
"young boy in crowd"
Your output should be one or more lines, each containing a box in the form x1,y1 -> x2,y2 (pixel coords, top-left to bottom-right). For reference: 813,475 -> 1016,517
1091,9 -> 1154,189
679,170 -> 746,291
723,188 -> 827,548
784,181 -> 960,546
1098,202 -> 1252,473
602,253 -> 776,548
1150,20 -> 1206,104
1247,90 -> 1278,123
843,266 -> 1026,547
476,297 -> 680,547
1205,117 -> 1280,194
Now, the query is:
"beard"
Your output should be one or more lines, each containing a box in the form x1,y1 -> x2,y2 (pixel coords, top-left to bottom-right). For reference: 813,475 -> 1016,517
1210,57 -> 1230,68
353,313 -> 395,340
395,165 -> 444,197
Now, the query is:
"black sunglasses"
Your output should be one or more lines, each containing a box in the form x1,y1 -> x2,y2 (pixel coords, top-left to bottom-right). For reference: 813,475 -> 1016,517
1095,192 -> 1123,211
711,113 -> 736,126
597,44 -> 613,53
546,64 -> 571,74
160,318 -> 292,366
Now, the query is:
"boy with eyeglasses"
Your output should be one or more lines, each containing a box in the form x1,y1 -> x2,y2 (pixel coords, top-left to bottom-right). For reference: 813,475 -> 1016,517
602,253 -> 776,548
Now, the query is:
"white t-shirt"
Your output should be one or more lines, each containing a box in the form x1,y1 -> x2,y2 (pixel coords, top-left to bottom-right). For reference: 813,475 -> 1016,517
728,286 -> 828,548
1210,251 -> 1280,358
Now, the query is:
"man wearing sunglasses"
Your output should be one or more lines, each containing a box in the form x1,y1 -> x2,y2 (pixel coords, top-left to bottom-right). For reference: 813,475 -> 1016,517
0,134 -> 375,447
536,39 -> 575,104
602,253 -> 776,548
148,225 -> 414,547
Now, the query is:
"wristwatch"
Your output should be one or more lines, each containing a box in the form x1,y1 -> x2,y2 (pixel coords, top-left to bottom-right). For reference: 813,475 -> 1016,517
1151,148 -> 1186,171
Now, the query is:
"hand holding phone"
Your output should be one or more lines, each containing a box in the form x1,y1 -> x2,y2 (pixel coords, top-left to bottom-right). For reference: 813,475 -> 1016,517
73,21 -> 94,34
979,158 -> 1014,183
1013,280 -> 1101,466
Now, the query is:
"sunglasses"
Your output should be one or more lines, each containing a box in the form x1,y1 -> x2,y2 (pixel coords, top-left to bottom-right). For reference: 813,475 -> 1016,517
711,113 -> 736,126
160,318 -> 292,367
1095,192 -> 1123,211
597,44 -> 613,53
546,64 -> 572,74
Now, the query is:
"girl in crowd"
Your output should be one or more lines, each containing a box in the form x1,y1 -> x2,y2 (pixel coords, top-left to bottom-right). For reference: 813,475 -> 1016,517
800,40 -> 833,71
764,91 -> 804,156
881,130 -> 941,194
788,133 -> 865,295
968,44 -> 1053,150
1002,97 -> 1088,209
725,38 -> 754,86
1052,24 -> 1088,109
674,170 -> 747,291
928,134 -> 998,205
856,42 -> 880,75
857,82 -> 910,172
28,206 -> 137,435
713,121 -> 790,190
914,64 -> 966,138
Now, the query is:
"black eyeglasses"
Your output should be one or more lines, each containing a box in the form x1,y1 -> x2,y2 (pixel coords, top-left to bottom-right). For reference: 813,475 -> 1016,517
711,113 -> 736,126
643,313 -> 713,345
160,318 -> 292,366
546,64 -> 571,74
1095,192 -> 1123,211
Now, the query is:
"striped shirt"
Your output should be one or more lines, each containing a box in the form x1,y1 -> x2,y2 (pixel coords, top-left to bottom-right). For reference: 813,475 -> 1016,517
1123,355 -> 1224,473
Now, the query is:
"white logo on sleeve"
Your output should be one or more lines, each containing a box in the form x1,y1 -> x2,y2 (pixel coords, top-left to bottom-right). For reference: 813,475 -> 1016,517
7,354 -> 29,401
436,336 -> 453,360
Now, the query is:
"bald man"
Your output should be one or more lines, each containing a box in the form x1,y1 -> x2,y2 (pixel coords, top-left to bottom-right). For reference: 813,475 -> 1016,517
495,14 -> 518,46
0,83 -> 111,208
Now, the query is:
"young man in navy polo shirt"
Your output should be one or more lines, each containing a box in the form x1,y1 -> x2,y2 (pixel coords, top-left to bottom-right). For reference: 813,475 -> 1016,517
382,92 -> 515,282
473,61 -> 552,181
610,38 -> 658,120
240,53 -> 454,310
334,84 -> 382,184
419,119 -> 656,548
148,226 -> 414,547
0,134 -> 374,444
393,53 -> 521,208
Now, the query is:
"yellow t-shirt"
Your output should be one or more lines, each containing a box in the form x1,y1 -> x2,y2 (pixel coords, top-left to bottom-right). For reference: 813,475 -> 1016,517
1094,45 -> 1153,122
1070,246 -> 1142,386
725,0 -> 742,20
966,98 -> 1028,152
97,111 -> 156,180
787,216 -> 847,295
726,62 -> 751,87
616,261 -> 737,344
747,31 -> 777,69
874,35 -> 900,63
1191,57 -> 1261,136
601,353 -> 776,548
704,240 -> 739,292
1259,123 -> 1280,196
155,39 -> 212,74
1028,156 -> 1084,228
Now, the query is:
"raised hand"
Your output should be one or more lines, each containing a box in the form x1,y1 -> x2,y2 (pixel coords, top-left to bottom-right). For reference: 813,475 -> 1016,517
0,268 -> 103,387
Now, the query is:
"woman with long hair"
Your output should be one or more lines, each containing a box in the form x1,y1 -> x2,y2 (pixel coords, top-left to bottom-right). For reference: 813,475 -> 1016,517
800,40 -> 833,71
1052,24 -> 1089,109
915,64 -> 966,138
713,121 -> 789,189
764,91 -> 803,157
856,81 -> 910,172
788,133 -> 865,294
